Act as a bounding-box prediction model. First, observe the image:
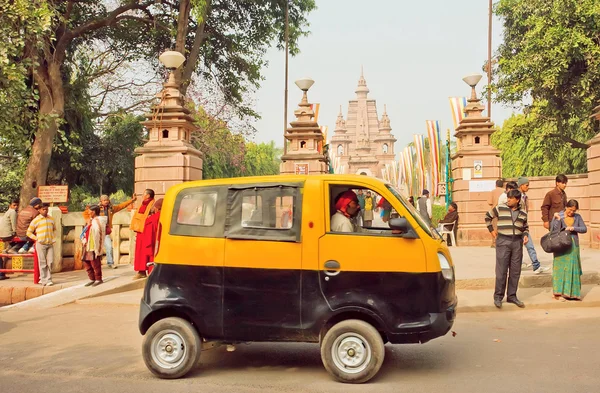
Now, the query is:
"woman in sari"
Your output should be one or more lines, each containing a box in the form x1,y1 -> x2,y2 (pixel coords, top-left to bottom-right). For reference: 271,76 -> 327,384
551,199 -> 587,301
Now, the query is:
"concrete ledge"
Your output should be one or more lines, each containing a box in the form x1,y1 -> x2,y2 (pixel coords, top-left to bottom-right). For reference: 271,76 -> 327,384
77,278 -> 146,301
456,272 -> 600,290
457,284 -> 600,313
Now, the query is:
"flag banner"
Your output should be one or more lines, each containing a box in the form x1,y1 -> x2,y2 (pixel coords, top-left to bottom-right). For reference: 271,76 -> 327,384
426,120 -> 442,197
310,103 -> 321,122
414,134 -> 426,193
449,97 -> 467,130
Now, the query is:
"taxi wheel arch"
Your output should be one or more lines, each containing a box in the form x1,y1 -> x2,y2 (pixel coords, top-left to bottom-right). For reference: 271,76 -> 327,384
320,319 -> 385,384
319,311 -> 388,345
142,317 -> 201,379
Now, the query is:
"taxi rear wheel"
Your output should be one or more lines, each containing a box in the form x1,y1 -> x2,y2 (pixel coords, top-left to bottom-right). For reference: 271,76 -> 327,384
142,317 -> 201,379
320,319 -> 385,384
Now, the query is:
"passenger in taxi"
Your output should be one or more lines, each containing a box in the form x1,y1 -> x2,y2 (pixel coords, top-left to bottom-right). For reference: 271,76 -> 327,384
331,190 -> 361,233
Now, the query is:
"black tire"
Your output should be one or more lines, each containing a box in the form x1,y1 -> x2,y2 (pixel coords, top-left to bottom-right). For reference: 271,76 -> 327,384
142,317 -> 201,379
320,319 -> 385,384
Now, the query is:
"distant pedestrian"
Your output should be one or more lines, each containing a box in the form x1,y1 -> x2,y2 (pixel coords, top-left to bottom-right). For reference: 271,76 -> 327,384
551,200 -> 587,301
517,177 -> 549,274
26,203 -> 56,286
0,198 -> 19,280
497,181 -> 518,206
15,197 -> 42,253
417,189 -> 432,227
81,205 -> 107,287
487,179 -> 505,248
98,193 -> 136,269
408,196 -> 415,207
131,189 -> 155,280
362,191 -> 374,227
485,189 -> 529,309
356,189 -> 366,226
541,174 -> 568,230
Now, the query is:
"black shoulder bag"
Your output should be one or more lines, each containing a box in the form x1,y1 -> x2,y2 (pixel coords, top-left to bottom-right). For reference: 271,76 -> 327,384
540,218 -> 572,253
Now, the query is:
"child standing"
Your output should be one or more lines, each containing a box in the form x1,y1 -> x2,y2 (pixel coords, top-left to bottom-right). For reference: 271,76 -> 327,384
26,203 -> 56,286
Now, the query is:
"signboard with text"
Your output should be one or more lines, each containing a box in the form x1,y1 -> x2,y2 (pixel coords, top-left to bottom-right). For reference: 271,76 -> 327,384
294,163 -> 309,175
473,160 -> 483,178
38,185 -> 69,203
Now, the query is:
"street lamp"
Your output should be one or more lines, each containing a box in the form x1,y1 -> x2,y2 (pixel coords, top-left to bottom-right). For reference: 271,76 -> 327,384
158,50 -> 186,85
295,77 -> 315,106
462,73 -> 483,101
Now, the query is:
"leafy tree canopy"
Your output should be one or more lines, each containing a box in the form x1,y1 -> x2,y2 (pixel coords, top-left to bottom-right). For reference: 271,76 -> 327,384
493,0 -> 600,175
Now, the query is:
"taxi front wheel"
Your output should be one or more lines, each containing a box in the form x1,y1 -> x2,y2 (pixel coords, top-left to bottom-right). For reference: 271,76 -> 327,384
142,317 -> 201,379
320,319 -> 385,384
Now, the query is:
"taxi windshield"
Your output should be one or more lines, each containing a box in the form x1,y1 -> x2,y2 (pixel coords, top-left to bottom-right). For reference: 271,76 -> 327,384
385,184 -> 439,240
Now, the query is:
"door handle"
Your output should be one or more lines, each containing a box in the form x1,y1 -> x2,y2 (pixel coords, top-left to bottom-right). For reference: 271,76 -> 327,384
324,260 -> 341,276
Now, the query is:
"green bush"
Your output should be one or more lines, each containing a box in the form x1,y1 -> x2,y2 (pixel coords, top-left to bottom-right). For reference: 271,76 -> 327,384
432,203 -> 447,227
68,186 -> 130,211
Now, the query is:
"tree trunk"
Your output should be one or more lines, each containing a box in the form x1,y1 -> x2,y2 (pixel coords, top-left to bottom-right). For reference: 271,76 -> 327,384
180,0 -> 212,95
20,60 -> 65,206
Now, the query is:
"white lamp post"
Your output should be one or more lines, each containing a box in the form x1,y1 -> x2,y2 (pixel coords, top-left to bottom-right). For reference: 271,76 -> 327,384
295,77 -> 315,105
462,73 -> 483,101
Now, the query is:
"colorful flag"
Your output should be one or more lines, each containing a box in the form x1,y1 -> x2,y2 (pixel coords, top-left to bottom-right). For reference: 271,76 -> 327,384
449,97 -> 467,130
310,103 -> 321,122
426,120 -> 442,197
414,134 -> 426,192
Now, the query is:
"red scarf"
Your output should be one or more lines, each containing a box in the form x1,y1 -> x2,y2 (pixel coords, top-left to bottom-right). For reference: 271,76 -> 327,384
138,198 -> 153,214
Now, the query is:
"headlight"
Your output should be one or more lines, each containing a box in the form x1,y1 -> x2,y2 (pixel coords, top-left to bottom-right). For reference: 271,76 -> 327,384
438,253 -> 454,281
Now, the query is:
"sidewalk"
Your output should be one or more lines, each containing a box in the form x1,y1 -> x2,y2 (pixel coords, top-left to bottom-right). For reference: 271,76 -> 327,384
0,265 -> 144,306
449,246 -> 600,289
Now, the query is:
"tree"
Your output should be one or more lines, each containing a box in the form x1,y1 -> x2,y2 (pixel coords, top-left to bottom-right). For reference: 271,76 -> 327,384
243,141 -> 282,176
1,0 -> 315,205
493,0 -> 600,174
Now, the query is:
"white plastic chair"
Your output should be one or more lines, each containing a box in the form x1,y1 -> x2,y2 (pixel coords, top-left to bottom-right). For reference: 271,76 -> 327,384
438,221 -> 457,247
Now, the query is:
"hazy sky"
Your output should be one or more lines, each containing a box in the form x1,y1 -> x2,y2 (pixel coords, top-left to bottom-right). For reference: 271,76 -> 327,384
251,0 -> 516,153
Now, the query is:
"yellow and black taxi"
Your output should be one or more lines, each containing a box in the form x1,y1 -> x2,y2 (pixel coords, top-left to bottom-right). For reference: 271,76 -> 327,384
139,174 -> 457,383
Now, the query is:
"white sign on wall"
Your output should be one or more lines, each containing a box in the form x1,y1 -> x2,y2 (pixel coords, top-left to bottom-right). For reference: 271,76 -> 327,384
469,180 -> 496,193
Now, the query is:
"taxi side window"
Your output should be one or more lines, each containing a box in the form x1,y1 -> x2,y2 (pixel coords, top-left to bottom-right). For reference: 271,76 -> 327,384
170,187 -> 226,238
226,184 -> 302,242
328,185 -> 399,235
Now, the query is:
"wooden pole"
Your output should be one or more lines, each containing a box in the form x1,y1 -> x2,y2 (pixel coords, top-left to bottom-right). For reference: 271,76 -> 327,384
283,0 -> 289,155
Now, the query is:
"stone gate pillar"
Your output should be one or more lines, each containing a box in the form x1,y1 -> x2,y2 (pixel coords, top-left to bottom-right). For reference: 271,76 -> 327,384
135,72 -> 203,202
450,75 -> 502,245
280,78 -> 328,175
588,105 -> 600,249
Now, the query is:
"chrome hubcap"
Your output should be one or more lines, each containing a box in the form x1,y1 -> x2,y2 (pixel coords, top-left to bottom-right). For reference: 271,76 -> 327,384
151,330 -> 186,369
331,332 -> 371,374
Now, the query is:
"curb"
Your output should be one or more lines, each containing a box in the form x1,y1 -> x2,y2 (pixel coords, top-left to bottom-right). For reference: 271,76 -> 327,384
77,278 -> 146,300
458,299 -> 600,313
456,272 -> 600,290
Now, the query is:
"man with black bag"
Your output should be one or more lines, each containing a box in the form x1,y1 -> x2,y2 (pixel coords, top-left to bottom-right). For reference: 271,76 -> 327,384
485,189 -> 529,309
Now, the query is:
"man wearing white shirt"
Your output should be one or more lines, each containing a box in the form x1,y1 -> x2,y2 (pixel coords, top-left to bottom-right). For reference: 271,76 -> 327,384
417,189 -> 432,227
498,181 -> 518,206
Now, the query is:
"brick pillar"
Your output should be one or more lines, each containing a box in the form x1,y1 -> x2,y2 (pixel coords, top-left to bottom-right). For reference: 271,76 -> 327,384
587,131 -> 600,249
450,78 -> 502,245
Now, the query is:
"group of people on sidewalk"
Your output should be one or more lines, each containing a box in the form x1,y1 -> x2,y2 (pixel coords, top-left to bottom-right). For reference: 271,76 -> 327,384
80,189 -> 163,285
485,174 -> 587,309
0,197 -> 57,285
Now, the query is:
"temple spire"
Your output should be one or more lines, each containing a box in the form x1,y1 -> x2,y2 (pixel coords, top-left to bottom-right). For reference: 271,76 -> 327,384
355,67 -> 369,98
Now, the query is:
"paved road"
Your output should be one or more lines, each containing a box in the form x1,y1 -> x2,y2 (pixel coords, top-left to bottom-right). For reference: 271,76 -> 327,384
1,304 -> 599,393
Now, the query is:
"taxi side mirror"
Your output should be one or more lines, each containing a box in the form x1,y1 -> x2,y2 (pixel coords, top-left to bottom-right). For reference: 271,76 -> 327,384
389,217 -> 418,239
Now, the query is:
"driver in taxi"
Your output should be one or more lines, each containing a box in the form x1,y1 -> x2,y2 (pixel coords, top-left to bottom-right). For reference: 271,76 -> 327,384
331,190 -> 361,233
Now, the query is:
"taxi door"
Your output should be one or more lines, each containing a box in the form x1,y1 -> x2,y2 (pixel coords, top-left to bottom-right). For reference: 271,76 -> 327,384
317,183 -> 428,324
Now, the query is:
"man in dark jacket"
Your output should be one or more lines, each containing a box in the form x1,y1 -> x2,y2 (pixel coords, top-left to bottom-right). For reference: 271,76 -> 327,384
13,197 -> 42,253
438,202 -> 459,246
541,174 -> 568,230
